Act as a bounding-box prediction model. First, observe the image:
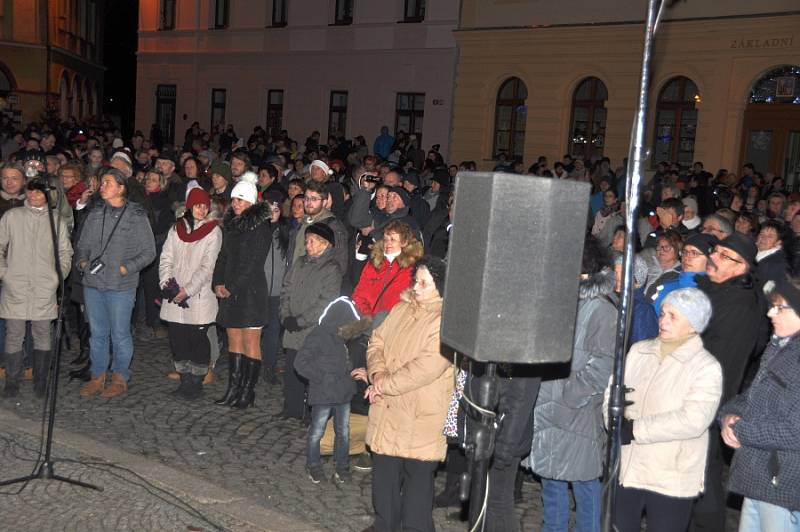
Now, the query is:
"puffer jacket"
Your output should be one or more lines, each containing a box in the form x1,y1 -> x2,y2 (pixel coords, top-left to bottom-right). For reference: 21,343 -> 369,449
158,218 -> 222,325
366,290 -> 454,461
0,203 -> 73,320
213,202 -> 271,328
351,238 -> 422,317
74,200 -> 156,292
607,335 -> 722,498
280,247 -> 343,350
529,268 -> 617,481
720,334 -> 800,511
294,297 -> 359,406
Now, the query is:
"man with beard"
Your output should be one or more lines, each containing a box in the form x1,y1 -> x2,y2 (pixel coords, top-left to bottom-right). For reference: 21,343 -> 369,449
230,149 -> 251,183
692,234 -> 766,532
290,180 -> 348,276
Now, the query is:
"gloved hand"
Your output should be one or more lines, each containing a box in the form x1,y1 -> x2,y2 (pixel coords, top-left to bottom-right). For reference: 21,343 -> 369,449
282,316 -> 301,332
620,418 -> 635,446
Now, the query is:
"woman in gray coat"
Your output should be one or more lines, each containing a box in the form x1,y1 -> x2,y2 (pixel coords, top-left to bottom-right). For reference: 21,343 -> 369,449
529,235 -> 617,532
279,223 -> 343,420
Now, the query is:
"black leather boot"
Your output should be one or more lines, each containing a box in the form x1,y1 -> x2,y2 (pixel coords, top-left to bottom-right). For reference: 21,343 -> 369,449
215,353 -> 243,406
172,373 -> 190,397
2,351 -> 23,398
32,350 -> 51,398
69,361 -> 92,382
231,357 -> 261,409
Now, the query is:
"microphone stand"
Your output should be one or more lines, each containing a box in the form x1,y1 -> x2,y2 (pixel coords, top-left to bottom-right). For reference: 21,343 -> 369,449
602,1 -> 675,529
0,178 -> 102,491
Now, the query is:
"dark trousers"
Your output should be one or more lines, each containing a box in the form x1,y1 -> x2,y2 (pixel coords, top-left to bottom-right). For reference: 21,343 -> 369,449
260,297 -> 281,372
168,322 -> 210,373
691,425 -> 727,532
282,349 -> 307,418
141,261 -> 162,328
372,453 -> 438,532
482,463 -> 520,532
615,485 -> 694,532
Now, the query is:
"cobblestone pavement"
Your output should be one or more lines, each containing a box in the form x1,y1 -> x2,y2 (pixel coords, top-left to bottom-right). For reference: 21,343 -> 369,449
0,329 -> 739,531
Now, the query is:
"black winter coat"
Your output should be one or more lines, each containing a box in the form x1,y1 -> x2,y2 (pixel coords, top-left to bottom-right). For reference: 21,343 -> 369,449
756,249 -> 790,289
213,202 -> 271,328
696,273 -> 768,404
720,334 -> 800,511
294,297 -> 359,406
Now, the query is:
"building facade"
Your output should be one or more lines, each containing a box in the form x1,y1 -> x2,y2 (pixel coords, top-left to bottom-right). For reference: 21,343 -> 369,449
136,0 -> 458,156
0,0 -> 104,126
450,1 -> 800,183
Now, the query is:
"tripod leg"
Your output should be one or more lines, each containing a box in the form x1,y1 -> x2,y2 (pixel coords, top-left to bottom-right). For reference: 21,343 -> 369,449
51,474 -> 103,491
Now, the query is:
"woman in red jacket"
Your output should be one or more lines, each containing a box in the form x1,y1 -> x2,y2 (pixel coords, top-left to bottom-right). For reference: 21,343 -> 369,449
352,220 -> 423,321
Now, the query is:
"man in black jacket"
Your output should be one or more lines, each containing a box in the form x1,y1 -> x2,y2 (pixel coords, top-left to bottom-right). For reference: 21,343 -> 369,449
692,233 -> 767,532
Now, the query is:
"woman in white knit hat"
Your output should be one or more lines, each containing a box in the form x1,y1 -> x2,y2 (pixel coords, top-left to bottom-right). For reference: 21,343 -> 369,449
605,287 -> 723,532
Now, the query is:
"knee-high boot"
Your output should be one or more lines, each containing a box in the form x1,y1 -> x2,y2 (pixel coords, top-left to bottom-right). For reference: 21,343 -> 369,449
3,351 -> 23,398
215,352 -> 243,406
230,357 -> 261,409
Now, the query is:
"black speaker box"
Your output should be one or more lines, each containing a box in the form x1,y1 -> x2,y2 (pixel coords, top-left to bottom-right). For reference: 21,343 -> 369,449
441,172 -> 591,364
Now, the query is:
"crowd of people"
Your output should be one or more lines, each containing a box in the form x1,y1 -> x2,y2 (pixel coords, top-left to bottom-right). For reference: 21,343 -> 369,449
0,113 -> 797,532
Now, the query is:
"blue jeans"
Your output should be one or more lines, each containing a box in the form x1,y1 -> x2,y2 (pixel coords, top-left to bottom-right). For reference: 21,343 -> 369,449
739,498 -> 800,532
260,296 -> 281,372
84,287 -> 137,381
306,402 -> 350,472
541,477 -> 602,532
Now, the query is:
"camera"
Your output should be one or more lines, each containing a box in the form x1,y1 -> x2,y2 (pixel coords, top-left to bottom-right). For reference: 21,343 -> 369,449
88,259 -> 106,275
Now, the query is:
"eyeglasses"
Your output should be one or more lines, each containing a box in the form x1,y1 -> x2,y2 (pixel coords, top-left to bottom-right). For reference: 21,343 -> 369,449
712,246 -> 744,264
304,195 -> 323,202
682,249 -> 705,259
768,304 -> 794,314
655,245 -> 674,252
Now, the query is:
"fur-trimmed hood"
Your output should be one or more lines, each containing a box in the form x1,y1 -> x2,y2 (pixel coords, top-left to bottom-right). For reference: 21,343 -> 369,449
223,201 -> 271,232
579,267 -> 616,300
370,238 -> 424,269
399,288 -> 443,313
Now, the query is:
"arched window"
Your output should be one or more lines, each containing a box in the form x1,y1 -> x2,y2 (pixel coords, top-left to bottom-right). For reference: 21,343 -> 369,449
653,76 -> 700,168
750,65 -> 800,104
493,77 -> 527,161
568,77 -> 608,161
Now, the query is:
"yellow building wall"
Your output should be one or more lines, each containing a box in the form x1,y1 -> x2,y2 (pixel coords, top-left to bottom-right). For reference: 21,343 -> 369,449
449,14 -> 799,172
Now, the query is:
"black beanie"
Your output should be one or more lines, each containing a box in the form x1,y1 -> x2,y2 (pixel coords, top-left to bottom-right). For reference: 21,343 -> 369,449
684,233 -> 718,258
717,232 -> 757,269
389,186 -> 410,206
415,255 -> 447,295
305,223 -> 335,247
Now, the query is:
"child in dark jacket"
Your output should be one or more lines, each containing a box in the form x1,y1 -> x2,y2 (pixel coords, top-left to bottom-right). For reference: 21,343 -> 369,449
294,297 -> 359,484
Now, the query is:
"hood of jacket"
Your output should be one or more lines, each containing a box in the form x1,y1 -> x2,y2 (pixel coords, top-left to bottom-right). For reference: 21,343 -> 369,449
318,296 -> 361,333
1,190 -> 25,202
579,267 -> 616,300
370,238 -> 424,269
399,288 -> 443,314
223,201 -> 271,232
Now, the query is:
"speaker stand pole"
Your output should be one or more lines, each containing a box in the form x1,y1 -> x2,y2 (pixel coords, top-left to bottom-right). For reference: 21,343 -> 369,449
603,0 -> 673,530
463,361 -> 499,530
0,184 -> 102,492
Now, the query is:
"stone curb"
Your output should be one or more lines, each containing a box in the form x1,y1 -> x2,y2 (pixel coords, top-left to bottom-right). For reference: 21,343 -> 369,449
0,405 -> 322,531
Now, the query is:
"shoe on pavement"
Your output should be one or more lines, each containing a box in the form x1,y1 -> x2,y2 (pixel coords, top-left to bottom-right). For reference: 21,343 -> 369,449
0,367 -> 5,380
307,466 -> 326,484
80,373 -> 106,397
99,373 -> 127,398
24,368 -> 33,380
333,470 -> 352,484
352,452 -> 372,472
167,371 -> 180,381
202,369 -> 215,385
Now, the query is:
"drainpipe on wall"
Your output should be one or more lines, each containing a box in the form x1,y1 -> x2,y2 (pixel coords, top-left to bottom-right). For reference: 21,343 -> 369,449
446,0 -> 463,160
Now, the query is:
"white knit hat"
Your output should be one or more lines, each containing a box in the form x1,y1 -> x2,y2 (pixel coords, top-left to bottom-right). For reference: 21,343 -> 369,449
230,181 -> 257,205
662,288 -> 713,334
310,159 -> 333,176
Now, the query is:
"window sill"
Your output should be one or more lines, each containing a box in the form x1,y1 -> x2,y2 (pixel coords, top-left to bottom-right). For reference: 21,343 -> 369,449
267,22 -> 288,28
398,18 -> 424,24
329,21 -> 353,26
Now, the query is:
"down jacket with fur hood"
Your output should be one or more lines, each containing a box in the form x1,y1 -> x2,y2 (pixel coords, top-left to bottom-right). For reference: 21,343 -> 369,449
351,237 -> 423,317
213,202 -> 271,328
529,268 -> 618,481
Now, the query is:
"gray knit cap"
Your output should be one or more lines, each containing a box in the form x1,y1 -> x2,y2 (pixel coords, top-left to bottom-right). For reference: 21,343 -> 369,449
613,253 -> 649,288
661,287 -> 713,333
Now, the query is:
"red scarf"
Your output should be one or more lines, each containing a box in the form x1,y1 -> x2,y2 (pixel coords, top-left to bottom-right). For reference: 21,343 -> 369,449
176,218 -> 218,243
66,181 -> 88,207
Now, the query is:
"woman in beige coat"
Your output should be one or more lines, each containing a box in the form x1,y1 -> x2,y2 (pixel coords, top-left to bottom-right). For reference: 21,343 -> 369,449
363,256 -> 453,532
159,188 -> 222,400
605,287 -> 723,532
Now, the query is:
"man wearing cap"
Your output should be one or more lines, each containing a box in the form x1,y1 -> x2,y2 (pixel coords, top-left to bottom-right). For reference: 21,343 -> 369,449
651,233 -> 716,314
290,181 -> 348,276
401,170 -> 430,228
382,187 -> 420,236
0,178 -> 73,398
644,197 -> 688,249
309,159 -> 346,220
424,168 -> 450,212
209,161 -> 233,204
692,232 -> 768,532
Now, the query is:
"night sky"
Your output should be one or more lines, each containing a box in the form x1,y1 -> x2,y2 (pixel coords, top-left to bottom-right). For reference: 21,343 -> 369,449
102,0 -> 139,136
